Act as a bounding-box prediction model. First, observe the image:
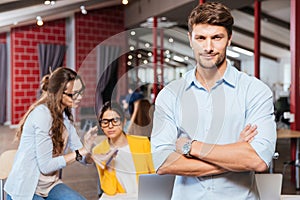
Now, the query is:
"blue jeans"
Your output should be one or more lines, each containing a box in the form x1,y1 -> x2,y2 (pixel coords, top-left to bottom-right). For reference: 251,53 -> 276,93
6,183 -> 86,200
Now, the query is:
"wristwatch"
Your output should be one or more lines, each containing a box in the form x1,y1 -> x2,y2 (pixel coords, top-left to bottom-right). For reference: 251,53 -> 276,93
75,149 -> 83,161
182,140 -> 194,157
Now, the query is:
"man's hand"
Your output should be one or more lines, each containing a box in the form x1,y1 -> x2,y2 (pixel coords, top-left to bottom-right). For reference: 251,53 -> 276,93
238,124 -> 258,143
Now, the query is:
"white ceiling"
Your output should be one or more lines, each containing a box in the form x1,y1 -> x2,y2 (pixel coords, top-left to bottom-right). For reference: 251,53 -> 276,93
0,0 -> 122,32
0,0 -> 292,62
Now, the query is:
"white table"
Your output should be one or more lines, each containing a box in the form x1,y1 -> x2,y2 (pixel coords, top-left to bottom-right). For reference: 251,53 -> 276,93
281,194 -> 300,199
100,193 -> 137,200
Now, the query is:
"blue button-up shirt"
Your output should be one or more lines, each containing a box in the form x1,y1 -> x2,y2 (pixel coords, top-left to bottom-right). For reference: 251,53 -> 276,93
4,104 -> 83,200
151,63 -> 276,200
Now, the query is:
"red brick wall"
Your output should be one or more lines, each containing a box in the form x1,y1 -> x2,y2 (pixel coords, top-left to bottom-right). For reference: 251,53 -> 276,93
11,19 -> 66,124
10,6 -> 126,125
75,6 -> 126,111
0,33 -> 6,43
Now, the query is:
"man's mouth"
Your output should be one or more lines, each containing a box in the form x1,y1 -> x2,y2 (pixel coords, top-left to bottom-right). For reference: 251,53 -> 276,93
200,53 -> 217,58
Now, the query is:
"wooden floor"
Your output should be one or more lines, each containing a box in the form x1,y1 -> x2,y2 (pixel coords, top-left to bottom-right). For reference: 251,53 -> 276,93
1,125 -> 300,199
0,125 -> 99,200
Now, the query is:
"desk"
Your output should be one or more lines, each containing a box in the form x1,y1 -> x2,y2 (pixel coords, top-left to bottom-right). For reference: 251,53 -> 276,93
277,129 -> 300,189
281,194 -> 300,199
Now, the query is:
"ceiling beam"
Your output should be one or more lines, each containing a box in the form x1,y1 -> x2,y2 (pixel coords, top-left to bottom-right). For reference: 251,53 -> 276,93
0,0 -> 42,13
233,26 -> 290,50
238,6 -> 290,29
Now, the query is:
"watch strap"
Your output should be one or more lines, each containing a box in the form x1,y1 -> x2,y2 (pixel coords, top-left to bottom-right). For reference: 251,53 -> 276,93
75,149 -> 83,161
184,140 -> 196,158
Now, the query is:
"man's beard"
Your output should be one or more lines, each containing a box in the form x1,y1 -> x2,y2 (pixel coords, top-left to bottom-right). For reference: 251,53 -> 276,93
197,51 -> 226,70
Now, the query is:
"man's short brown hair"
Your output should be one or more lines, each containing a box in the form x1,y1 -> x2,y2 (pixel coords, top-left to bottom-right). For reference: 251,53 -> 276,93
188,2 -> 234,38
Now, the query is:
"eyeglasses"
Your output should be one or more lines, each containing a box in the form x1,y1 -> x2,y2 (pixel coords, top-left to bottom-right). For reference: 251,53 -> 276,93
63,89 -> 85,100
99,117 -> 122,128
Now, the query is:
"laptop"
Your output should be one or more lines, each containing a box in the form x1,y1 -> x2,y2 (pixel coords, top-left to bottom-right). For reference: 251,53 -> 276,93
138,174 -> 175,200
255,173 -> 283,200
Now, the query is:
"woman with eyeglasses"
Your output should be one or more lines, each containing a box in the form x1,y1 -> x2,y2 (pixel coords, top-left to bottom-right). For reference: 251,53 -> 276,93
5,67 -> 96,200
92,101 -> 155,199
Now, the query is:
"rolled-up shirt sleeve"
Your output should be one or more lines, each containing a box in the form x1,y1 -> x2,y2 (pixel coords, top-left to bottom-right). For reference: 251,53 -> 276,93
151,87 -> 179,171
246,80 -> 277,167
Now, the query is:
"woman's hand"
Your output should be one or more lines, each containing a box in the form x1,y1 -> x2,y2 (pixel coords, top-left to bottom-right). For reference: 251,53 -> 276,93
238,124 -> 258,143
92,147 -> 118,170
83,126 -> 98,153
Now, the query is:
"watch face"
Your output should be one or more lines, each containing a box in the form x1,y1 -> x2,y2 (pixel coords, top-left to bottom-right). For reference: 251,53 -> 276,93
182,142 -> 191,155
76,154 -> 83,161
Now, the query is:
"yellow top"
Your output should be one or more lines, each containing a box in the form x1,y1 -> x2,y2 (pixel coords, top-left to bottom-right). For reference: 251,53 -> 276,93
92,134 -> 155,195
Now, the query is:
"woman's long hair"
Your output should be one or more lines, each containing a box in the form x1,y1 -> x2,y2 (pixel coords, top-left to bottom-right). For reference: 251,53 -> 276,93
16,67 -> 80,155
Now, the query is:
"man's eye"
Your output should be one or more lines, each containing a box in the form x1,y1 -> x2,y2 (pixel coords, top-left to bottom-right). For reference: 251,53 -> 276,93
213,36 -> 222,40
196,36 -> 205,40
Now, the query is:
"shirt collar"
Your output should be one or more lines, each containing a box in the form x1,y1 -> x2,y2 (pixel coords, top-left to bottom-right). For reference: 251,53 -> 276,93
183,60 -> 237,90
183,68 -> 201,90
222,61 -> 237,88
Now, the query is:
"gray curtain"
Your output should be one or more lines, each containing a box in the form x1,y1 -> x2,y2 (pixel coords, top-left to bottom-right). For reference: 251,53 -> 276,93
0,43 -> 7,124
95,45 -> 121,115
37,43 -> 66,97
37,43 -> 66,78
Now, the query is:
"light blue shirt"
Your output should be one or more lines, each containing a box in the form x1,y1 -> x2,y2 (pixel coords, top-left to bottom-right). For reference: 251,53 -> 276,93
151,63 -> 277,200
4,104 -> 83,200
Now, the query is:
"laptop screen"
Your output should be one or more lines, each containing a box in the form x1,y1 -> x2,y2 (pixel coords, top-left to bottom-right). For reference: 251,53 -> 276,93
138,174 -> 175,200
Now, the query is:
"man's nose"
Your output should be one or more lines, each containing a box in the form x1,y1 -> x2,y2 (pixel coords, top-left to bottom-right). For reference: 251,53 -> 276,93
203,39 -> 213,53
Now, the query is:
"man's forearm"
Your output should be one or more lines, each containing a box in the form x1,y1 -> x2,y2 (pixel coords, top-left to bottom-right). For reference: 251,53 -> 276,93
157,152 -> 227,176
190,141 -> 268,172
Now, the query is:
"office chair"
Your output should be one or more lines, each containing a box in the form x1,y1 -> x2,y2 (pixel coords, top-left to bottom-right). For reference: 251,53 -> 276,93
0,149 -> 17,200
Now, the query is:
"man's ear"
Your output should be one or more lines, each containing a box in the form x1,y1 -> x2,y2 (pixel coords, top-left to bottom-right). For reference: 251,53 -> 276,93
227,34 -> 232,47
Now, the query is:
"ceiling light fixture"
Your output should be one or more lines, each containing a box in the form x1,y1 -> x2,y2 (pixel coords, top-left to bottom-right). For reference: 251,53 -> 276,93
44,1 -> 55,5
36,16 -> 44,26
168,38 -> 174,43
80,6 -> 87,15
173,55 -> 184,62
227,49 -> 240,58
122,0 -> 129,5
140,17 -> 177,28
232,46 -> 254,56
